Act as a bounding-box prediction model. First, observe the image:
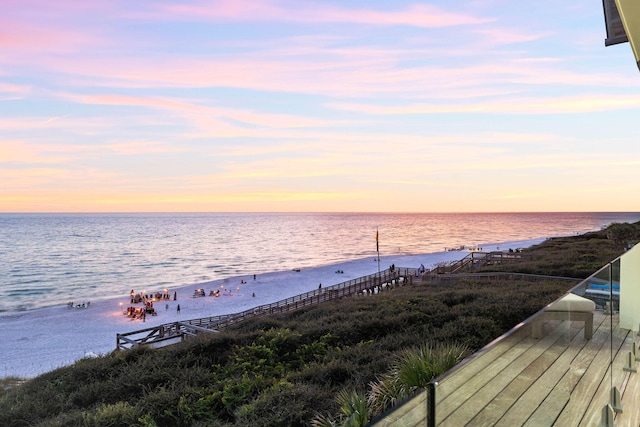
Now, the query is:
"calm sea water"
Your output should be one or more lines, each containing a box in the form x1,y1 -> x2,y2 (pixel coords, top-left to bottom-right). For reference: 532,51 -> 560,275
1,212 -> 639,314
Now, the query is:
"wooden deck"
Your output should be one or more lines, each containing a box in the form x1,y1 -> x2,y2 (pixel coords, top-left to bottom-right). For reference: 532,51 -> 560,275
434,310 -> 639,426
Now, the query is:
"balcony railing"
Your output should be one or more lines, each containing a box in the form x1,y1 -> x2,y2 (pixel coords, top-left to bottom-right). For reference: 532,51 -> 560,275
372,245 -> 640,426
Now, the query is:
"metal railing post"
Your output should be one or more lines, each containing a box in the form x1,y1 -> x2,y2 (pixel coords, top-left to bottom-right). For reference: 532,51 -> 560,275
428,381 -> 437,427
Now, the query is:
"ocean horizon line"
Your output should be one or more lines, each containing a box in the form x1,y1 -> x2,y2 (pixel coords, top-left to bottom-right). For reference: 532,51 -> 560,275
2,210 -> 640,215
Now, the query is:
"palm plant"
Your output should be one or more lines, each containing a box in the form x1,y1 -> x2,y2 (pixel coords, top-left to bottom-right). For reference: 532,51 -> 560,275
368,342 -> 470,418
312,389 -> 369,427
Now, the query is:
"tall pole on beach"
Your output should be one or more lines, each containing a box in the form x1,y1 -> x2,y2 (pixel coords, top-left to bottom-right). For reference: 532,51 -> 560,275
376,227 -> 380,273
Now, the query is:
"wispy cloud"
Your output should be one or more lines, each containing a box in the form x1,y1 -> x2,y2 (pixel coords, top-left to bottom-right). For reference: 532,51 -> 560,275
0,140 -> 73,164
329,93 -> 640,115
0,82 -> 31,99
0,18 -> 102,55
105,141 -> 186,156
157,1 -> 491,27
60,92 -> 330,131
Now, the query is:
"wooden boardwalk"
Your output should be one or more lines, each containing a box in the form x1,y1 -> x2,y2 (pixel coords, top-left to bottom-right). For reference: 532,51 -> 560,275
116,254 -> 572,351
117,268 -> 411,350
434,310 -> 639,426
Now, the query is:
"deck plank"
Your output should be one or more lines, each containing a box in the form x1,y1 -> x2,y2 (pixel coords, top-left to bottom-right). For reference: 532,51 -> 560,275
548,315 -> 626,426
436,337 -> 536,423
437,316 -> 579,426
468,324 -> 586,426
618,365 -> 640,426
493,324 -> 585,427
443,322 -> 579,426
576,326 -> 632,426
435,330 -> 529,401
523,314 -> 614,426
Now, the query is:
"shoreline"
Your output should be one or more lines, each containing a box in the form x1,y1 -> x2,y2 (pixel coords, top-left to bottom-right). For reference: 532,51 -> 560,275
0,238 -> 545,379
3,212 -> 636,315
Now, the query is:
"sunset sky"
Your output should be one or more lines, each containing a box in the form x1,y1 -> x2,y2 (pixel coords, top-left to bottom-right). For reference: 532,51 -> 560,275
2,0 -> 639,213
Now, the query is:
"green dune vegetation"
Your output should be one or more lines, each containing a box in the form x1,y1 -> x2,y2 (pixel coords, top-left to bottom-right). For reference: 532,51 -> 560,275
2,222 -> 639,427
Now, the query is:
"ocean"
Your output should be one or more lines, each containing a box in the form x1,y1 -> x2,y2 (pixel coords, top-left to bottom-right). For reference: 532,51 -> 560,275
1,212 -> 639,314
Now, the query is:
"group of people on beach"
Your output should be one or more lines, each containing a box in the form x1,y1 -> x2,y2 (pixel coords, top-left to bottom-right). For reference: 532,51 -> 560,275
125,306 -> 150,321
130,289 -> 175,304
124,289 -> 179,321
67,301 -> 90,309
192,287 -> 237,298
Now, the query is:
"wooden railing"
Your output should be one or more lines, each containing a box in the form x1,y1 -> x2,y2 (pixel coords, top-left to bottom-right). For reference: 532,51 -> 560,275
117,268 -> 411,350
116,321 -> 227,350
433,271 -> 581,287
434,251 -> 523,274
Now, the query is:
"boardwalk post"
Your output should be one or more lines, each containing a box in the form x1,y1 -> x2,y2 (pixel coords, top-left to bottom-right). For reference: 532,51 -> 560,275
376,227 -> 380,273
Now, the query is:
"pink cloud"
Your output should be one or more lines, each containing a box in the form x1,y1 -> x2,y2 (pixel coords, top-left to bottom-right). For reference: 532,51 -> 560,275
0,83 -> 31,100
67,93 -> 203,112
329,92 -> 640,115
38,48 -> 444,99
61,92 -> 329,130
0,116 -> 116,135
471,27 -> 551,46
159,0 -> 282,21
0,140 -> 72,164
0,7 -> 105,54
105,141 -> 186,156
309,3 -> 491,27
30,30 -> 615,103
157,0 -> 491,28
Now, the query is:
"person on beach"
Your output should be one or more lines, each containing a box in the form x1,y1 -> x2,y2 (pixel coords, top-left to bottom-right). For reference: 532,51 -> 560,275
173,291 -> 177,300
177,304 -> 181,314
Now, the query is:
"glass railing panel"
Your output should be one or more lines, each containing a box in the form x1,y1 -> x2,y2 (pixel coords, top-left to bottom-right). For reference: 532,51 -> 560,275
427,263 -> 628,427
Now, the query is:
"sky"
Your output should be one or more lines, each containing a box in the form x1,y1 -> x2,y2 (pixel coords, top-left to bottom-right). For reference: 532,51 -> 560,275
1,0 -> 640,213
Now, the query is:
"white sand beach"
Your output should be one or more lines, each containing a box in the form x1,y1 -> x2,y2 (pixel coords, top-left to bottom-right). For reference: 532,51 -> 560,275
0,239 -> 543,379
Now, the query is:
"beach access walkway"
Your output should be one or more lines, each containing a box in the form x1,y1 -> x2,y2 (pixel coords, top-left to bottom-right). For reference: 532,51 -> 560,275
116,268 -> 412,350
115,251 -> 523,351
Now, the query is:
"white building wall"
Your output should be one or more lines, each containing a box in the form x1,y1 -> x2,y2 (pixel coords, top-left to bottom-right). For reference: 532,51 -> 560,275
620,243 -> 640,331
